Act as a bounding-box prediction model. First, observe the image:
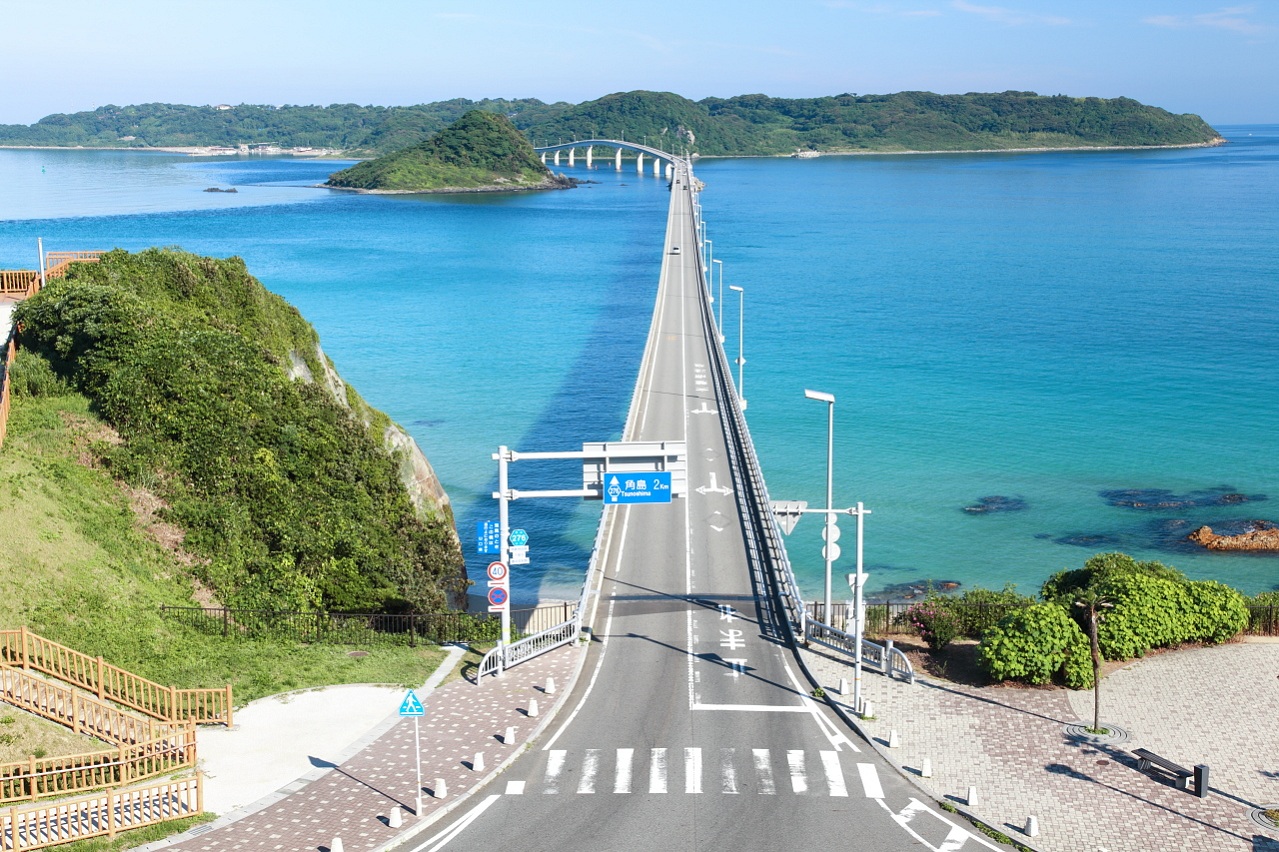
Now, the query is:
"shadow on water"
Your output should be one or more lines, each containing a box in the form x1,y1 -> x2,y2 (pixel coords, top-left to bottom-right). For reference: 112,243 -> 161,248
463,196 -> 663,604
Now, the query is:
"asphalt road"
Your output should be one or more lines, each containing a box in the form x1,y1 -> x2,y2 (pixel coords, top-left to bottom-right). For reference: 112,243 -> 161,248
404,161 -> 1007,852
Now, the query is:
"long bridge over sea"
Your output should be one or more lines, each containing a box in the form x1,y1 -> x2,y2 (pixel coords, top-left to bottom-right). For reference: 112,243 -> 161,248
534,139 -> 682,177
0,157 -> 1002,852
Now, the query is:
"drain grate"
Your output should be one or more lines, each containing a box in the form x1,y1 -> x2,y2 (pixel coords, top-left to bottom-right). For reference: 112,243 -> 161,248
1064,723 -> 1131,745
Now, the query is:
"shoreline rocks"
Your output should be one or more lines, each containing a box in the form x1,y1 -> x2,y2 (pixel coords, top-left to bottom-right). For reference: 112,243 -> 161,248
1188,522 -> 1279,552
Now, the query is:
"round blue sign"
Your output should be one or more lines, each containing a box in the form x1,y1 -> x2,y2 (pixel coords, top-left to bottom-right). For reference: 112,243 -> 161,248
488,587 -> 508,606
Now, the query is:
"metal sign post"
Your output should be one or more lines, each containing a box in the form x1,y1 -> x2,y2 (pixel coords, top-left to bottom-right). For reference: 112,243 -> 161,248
399,690 -> 426,813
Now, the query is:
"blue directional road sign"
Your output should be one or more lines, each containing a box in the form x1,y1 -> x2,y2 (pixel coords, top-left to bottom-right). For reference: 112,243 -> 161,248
509,528 -> 529,547
476,520 -> 501,555
604,471 -> 673,505
399,690 -> 425,717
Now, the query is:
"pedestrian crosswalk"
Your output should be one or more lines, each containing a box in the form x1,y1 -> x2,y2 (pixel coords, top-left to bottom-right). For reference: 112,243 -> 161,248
520,748 -> 882,798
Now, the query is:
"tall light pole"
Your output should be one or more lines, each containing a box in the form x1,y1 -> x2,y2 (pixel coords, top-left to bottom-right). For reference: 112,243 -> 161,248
847,502 -> 868,713
729,285 -> 746,410
805,390 -> 836,625
713,259 -> 724,342
704,239 -> 713,289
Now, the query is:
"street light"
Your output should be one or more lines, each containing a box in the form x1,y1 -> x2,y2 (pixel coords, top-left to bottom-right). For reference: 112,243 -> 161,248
804,389 -> 836,626
713,259 -> 724,343
729,285 -> 746,410
704,239 -> 713,288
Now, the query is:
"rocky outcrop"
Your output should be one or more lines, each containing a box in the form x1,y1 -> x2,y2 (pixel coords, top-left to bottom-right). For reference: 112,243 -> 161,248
1187,523 -> 1279,551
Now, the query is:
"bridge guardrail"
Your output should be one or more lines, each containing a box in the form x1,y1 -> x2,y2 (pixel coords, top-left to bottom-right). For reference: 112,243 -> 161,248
686,169 -> 913,684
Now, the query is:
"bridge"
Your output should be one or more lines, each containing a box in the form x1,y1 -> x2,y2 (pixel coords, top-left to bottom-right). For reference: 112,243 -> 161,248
442,155 -> 998,850
533,139 -> 681,178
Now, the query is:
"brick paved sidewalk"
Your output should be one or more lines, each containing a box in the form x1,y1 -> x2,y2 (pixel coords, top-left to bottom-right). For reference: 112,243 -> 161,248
799,640 -> 1279,852
160,645 -> 583,852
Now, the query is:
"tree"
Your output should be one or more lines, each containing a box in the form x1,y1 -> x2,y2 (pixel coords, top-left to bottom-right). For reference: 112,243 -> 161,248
1074,589 -> 1113,734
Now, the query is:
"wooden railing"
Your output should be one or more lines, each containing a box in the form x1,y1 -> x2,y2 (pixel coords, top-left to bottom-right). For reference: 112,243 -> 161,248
0,725 -> 196,806
0,774 -> 201,850
0,272 -> 39,298
0,338 -> 13,449
0,629 -> 231,726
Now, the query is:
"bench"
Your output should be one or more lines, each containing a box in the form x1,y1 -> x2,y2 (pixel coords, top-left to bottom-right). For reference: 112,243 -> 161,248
1132,748 -> 1209,797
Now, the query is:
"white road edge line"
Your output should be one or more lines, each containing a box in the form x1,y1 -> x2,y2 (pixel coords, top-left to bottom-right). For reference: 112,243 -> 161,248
781,660 -> 859,752
409,793 -> 501,852
543,597 -> 617,751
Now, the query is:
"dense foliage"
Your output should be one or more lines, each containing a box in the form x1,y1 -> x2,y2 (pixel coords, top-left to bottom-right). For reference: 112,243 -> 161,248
327,110 -> 556,191
978,604 -> 1093,688
904,598 -> 965,651
13,249 -> 465,613
0,90 -> 1221,156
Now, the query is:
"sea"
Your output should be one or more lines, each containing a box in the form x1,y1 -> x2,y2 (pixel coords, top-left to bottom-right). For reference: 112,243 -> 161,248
2,127 -> 1277,604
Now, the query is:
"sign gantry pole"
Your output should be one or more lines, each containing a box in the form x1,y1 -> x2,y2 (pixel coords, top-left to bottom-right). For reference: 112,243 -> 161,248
497,446 -> 511,657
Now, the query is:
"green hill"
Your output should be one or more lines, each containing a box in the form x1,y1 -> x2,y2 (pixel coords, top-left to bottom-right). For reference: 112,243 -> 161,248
0,91 -> 1222,156
10,249 -> 466,615
326,110 -> 571,193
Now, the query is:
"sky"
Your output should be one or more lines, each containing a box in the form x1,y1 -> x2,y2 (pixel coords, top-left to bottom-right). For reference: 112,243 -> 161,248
1,0 -> 1275,125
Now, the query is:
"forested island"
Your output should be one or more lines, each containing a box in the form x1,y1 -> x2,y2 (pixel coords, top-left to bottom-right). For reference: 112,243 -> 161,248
326,110 -> 571,193
0,90 -> 1222,156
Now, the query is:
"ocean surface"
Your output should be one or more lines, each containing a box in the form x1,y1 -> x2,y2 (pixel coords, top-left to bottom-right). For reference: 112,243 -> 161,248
2,129 -> 1277,603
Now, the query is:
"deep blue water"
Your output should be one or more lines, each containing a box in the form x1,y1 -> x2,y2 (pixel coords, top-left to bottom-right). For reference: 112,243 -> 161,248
2,129 -> 1277,602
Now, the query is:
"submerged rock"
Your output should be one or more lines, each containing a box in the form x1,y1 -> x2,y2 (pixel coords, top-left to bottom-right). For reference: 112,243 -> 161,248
1100,487 -> 1266,510
1055,533 -> 1123,548
963,495 -> 1028,514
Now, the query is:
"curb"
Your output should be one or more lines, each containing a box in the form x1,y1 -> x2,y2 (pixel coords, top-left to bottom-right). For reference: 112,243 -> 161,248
789,642 -> 1047,852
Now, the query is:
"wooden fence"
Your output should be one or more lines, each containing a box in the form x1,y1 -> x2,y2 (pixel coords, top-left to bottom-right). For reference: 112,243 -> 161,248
0,273 -> 38,299
0,774 -> 201,851
0,338 -> 14,449
0,629 -> 231,727
159,601 -> 575,647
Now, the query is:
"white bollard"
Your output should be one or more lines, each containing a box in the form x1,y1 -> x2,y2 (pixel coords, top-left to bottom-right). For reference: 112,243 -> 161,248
1025,815 -> 1039,837
388,808 -> 403,829
528,698 -> 539,718
505,726 -> 516,744
473,752 -> 485,772
414,794 -> 423,816
434,778 -> 447,799
861,701 -> 874,719
331,838 -> 344,852
837,677 -> 849,696
888,729 -> 901,748
921,757 -> 933,778
966,785 -> 977,808
545,677 -> 556,695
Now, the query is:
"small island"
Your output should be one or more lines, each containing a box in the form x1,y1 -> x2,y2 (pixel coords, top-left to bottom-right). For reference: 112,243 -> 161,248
325,110 -> 573,194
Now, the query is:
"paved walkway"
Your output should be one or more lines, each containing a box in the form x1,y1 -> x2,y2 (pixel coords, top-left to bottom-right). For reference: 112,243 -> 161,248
799,639 -> 1279,852
147,645 -> 583,852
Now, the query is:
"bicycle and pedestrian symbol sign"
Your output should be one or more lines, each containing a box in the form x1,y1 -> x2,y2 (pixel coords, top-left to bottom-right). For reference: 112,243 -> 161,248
399,690 -> 425,717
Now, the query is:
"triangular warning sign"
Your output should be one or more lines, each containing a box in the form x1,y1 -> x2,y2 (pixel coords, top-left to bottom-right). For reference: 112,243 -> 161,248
399,690 -> 425,716
770,501 -> 808,535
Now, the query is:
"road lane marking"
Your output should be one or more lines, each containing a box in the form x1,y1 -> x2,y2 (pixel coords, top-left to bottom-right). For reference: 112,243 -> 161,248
615,748 -> 633,793
781,660 -> 859,753
876,797 -> 1005,851
695,472 -> 732,495
505,780 -> 524,795
787,750 -> 808,794
649,748 -> 668,793
753,749 -> 776,794
685,747 -> 702,794
691,703 -> 808,712
577,749 -> 600,794
544,750 -> 566,794
821,751 -> 849,797
411,794 -> 501,852
720,748 -> 739,794
543,597 -> 616,751
857,762 -> 885,799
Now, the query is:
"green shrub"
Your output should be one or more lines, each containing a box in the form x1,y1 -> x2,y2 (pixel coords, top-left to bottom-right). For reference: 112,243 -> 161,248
1093,573 -> 1188,659
1182,580 -> 1248,644
8,352 -> 69,398
905,598 -> 965,651
978,603 -> 1093,688
953,583 -> 1035,637
1041,552 -> 1184,603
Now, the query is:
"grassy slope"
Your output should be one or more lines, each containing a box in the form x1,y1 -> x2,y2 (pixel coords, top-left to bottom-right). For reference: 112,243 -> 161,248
0,391 -> 447,703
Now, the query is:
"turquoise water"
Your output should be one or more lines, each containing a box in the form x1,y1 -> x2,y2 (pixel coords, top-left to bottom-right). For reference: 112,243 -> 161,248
2,130 -> 1277,601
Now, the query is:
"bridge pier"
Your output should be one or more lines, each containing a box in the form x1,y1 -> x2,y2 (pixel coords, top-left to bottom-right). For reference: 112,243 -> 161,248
568,148 -> 575,166
666,163 -> 674,179
653,157 -> 662,177
636,152 -> 644,174
615,148 -> 622,171
541,152 -> 547,164
553,150 -> 561,166
585,146 -> 593,168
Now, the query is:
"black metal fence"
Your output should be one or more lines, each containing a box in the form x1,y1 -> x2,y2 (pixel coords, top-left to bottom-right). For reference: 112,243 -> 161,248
807,600 -> 1279,639
159,602 -> 575,647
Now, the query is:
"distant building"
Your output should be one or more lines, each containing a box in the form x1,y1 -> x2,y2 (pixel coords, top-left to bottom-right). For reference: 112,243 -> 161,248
214,104 -> 233,111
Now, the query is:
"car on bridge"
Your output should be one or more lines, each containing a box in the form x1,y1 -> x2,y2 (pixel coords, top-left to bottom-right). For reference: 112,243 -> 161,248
671,246 -> 681,254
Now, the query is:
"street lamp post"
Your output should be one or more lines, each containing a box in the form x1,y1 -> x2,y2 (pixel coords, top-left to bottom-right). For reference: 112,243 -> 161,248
847,502 -> 868,713
804,390 -> 835,625
704,239 -> 713,289
729,285 -> 746,410
713,259 -> 724,342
